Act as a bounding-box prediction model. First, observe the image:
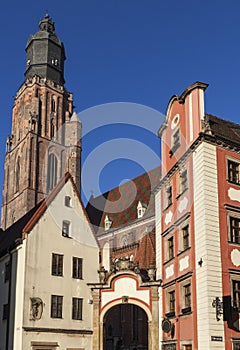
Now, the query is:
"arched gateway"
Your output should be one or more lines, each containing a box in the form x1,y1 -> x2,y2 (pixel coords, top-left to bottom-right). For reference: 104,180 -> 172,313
89,257 -> 161,350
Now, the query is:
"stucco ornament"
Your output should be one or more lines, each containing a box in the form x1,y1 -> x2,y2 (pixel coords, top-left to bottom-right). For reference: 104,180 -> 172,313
228,188 -> 240,203
165,210 -> 173,225
178,196 -> 188,213
179,255 -> 189,272
231,249 -> 240,267
166,264 -> 174,279
30,297 -> 43,320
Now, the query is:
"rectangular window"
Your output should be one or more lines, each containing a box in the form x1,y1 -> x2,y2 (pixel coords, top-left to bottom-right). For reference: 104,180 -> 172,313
2,304 -> 8,320
183,283 -> 191,309
72,297 -> 83,320
179,169 -> 188,195
170,128 -> 180,156
228,160 -> 240,185
52,253 -> 63,276
166,290 -> 175,318
51,295 -> 63,318
233,280 -> 240,308
182,225 -> 190,250
62,220 -> 70,237
233,342 -> 240,350
230,217 -> 240,244
72,257 -> 83,279
165,185 -> 172,209
4,261 -> 10,282
168,236 -> 174,260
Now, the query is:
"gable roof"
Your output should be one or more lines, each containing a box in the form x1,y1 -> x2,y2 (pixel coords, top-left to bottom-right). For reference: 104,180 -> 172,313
86,166 -> 161,233
0,172 -> 98,257
0,201 -> 43,257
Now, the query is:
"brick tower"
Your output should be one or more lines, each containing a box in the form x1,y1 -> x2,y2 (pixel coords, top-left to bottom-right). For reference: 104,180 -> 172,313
1,14 -> 81,229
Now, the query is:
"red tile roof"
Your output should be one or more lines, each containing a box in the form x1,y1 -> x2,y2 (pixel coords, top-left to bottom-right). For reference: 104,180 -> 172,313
86,166 -> 161,233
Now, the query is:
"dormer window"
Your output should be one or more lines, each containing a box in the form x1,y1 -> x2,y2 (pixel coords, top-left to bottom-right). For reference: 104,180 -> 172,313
104,215 -> 112,231
137,201 -> 147,219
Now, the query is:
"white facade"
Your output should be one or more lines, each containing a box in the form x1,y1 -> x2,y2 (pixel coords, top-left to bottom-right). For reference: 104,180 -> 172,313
0,176 -> 99,350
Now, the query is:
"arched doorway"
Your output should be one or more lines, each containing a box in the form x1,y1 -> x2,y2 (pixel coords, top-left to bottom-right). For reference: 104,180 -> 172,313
103,304 -> 148,350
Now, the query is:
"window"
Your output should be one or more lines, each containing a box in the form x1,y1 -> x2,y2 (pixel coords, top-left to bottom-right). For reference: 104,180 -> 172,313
72,257 -> 83,279
232,280 -> 240,309
65,196 -> 71,207
72,297 -> 83,320
166,289 -> 175,318
51,96 -> 56,112
182,225 -> 190,250
182,283 -> 191,314
52,253 -> 63,276
51,295 -> 63,318
178,169 -> 188,195
228,160 -> 240,185
168,236 -> 174,260
4,261 -> 10,282
2,304 -> 8,320
230,217 -> 240,243
50,118 -> 55,139
47,153 -> 58,192
170,128 -> 180,156
233,342 -> 240,350
15,156 -> 20,192
62,220 -> 70,237
104,215 -> 112,230
165,185 -> 172,209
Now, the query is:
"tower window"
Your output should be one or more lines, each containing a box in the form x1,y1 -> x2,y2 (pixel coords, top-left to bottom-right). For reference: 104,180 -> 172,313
47,153 -> 58,192
15,156 -> 20,192
51,97 -> 56,112
50,118 -> 55,139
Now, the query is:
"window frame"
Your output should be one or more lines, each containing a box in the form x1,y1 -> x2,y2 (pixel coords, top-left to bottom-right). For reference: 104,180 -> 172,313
170,128 -> 180,156
178,168 -> 188,197
165,286 -> 176,318
227,158 -> 240,185
227,210 -> 240,244
62,220 -> 70,237
180,279 -> 192,315
51,295 -> 63,319
164,184 -> 172,210
72,257 -> 83,279
72,297 -> 83,320
51,253 -> 63,277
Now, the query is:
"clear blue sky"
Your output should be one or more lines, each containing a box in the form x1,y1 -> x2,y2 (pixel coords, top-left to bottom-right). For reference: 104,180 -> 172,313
0,1 -> 240,206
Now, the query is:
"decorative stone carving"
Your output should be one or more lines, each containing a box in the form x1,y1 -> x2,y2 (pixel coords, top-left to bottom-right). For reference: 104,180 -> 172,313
30,297 -> 43,320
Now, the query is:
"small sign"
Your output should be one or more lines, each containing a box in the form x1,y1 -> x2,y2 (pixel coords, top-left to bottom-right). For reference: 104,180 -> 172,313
211,336 -> 223,342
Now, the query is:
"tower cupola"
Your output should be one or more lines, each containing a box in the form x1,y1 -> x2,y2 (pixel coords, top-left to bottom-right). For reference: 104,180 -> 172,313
25,13 -> 66,85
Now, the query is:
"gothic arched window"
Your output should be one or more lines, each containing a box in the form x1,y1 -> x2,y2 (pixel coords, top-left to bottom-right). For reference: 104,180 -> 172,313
50,118 -> 55,139
47,153 -> 58,192
16,156 -> 20,192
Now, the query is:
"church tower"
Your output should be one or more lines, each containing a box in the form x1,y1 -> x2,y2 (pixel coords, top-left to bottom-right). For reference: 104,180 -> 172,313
1,14 -> 81,229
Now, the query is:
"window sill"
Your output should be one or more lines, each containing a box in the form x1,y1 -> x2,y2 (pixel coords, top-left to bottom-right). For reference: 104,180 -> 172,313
164,257 -> 175,265
227,180 -> 240,187
165,311 -> 175,319
177,247 -> 191,257
162,203 -> 173,213
176,188 -> 188,200
180,307 -> 192,315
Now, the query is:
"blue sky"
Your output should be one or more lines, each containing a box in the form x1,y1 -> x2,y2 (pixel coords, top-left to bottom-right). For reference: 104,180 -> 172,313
0,1 -> 240,206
